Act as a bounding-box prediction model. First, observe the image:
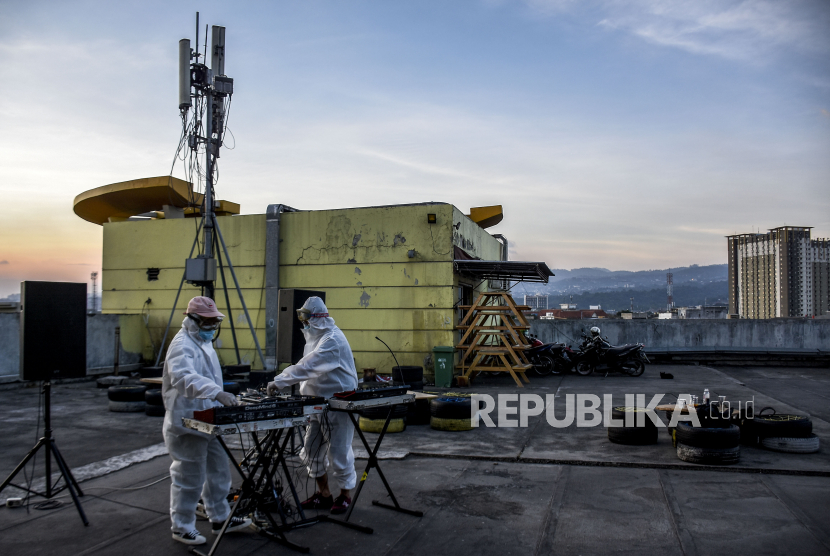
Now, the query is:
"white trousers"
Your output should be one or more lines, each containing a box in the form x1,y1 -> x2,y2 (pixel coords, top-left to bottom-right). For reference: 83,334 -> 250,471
301,411 -> 356,490
164,432 -> 231,532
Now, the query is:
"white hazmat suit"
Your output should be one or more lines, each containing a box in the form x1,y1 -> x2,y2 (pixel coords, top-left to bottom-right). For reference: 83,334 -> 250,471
162,317 -> 231,533
269,297 -> 358,490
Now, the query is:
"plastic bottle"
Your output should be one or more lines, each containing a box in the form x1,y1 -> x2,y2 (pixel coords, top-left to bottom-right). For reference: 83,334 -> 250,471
703,388 -> 710,404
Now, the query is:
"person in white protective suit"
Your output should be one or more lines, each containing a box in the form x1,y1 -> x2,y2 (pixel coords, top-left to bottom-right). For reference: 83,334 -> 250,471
266,296 -> 358,514
162,296 -> 252,546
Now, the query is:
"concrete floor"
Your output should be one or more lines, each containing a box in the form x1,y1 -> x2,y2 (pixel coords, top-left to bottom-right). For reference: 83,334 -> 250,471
1,364 -> 829,555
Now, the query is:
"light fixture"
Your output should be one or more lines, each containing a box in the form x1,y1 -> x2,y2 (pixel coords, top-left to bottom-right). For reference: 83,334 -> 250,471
427,214 -> 436,224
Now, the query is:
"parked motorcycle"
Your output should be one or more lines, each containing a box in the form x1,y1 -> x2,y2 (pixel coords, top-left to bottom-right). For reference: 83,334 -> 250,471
526,334 -> 571,376
572,332 -> 648,377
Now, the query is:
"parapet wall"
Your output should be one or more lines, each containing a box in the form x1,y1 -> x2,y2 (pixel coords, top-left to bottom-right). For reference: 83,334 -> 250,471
530,319 -> 830,350
0,313 -> 145,382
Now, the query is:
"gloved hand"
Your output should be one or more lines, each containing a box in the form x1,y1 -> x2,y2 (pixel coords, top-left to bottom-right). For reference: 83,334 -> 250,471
266,382 -> 278,396
215,391 -> 238,407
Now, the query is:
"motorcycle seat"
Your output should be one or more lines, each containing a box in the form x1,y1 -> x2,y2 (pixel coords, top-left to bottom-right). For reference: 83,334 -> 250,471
605,344 -> 639,356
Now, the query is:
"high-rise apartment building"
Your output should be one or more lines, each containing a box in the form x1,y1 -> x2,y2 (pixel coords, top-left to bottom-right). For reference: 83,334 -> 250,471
727,226 -> 829,318
524,294 -> 549,310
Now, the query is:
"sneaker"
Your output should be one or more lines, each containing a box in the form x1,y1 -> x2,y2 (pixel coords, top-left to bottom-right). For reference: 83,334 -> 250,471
212,516 -> 252,534
300,492 -> 333,510
172,529 -> 206,545
195,501 -> 208,519
331,494 -> 352,515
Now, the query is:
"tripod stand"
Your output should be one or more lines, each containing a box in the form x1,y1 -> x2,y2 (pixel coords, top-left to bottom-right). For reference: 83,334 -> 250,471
0,381 -> 89,525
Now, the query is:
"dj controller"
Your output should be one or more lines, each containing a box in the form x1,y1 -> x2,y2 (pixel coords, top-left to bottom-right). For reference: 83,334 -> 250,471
188,382 -> 414,431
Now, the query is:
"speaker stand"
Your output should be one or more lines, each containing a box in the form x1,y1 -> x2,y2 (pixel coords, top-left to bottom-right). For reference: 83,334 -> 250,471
0,381 -> 89,525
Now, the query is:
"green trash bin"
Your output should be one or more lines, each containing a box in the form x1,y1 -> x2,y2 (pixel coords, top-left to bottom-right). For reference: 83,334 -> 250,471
432,346 -> 456,388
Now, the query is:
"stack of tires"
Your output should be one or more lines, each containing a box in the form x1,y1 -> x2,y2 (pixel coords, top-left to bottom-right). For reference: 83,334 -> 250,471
430,396 -> 473,431
406,399 -> 431,426
739,409 -> 819,454
108,385 -> 147,413
392,366 -> 423,391
607,407 -> 659,445
145,388 -> 165,417
358,405 -> 408,433
675,419 -> 741,465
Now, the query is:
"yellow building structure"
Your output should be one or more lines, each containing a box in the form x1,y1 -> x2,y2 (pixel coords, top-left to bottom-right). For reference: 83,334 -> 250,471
76,177 -> 518,379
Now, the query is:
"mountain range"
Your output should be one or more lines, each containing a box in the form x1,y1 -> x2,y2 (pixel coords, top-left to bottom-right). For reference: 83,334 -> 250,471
517,264 -> 728,312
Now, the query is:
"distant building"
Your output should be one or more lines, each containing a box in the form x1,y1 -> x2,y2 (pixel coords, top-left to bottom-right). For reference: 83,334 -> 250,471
559,303 -> 577,310
727,226 -> 829,318
589,304 -> 601,310
524,294 -> 548,310
620,312 -> 647,320
539,309 -> 607,320
677,306 -> 727,319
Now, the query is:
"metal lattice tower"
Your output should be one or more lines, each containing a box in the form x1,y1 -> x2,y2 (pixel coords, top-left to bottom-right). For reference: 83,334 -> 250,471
667,272 -> 674,311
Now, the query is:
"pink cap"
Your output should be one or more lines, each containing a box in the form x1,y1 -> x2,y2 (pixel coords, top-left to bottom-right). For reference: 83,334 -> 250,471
184,296 -> 225,318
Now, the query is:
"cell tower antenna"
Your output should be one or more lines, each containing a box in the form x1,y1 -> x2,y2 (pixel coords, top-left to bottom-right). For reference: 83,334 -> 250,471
666,272 -> 674,312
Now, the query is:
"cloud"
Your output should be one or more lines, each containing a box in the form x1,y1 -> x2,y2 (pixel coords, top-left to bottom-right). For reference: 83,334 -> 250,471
526,0 -> 830,62
0,260 -> 8,264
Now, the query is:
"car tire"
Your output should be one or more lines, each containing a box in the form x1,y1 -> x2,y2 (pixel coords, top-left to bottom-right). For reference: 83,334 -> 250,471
108,385 -> 147,402
392,366 -> 423,384
406,399 -> 431,425
611,406 -> 660,425
676,443 -> 740,465
145,404 -> 165,417
751,414 -> 812,438
145,389 -> 163,406
430,397 -> 473,419
430,416 -> 473,432
674,421 -> 740,449
607,426 -> 658,445
360,404 -> 409,420
359,417 -> 406,434
109,400 -> 146,413
760,434 -> 820,454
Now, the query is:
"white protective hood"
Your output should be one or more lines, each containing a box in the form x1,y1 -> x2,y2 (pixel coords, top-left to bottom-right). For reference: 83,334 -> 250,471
272,297 -> 358,398
162,316 -> 224,438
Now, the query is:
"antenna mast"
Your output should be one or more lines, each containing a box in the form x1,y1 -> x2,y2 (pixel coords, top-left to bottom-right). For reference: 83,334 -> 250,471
178,13 -> 233,299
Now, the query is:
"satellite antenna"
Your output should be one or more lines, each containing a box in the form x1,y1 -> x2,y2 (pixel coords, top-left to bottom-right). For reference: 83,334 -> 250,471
157,13 -> 266,373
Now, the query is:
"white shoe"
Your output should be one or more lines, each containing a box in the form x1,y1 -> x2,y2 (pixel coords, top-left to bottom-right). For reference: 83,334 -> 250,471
212,516 -> 252,534
196,502 -> 208,519
172,529 -> 207,545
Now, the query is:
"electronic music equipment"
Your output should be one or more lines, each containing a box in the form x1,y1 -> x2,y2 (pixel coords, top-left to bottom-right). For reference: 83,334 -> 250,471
331,382 -> 410,401
193,394 -> 326,425
327,394 -> 415,411
183,415 -> 310,436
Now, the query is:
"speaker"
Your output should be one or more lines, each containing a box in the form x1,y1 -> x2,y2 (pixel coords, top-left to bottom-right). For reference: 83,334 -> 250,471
20,281 -> 87,381
277,289 -> 326,365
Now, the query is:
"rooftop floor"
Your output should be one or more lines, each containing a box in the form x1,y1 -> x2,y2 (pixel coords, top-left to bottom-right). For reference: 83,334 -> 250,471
1,364 -> 829,555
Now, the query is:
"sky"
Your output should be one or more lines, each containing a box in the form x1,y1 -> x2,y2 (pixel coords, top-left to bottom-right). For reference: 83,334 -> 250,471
1,0 -> 828,297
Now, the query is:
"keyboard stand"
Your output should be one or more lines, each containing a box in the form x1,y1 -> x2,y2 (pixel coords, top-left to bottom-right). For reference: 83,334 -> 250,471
328,402 -> 424,523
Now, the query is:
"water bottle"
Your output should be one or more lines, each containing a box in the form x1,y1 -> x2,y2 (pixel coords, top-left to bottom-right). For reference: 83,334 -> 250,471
703,388 -> 710,404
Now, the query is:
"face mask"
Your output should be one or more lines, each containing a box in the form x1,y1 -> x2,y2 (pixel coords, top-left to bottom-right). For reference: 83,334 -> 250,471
198,329 -> 214,342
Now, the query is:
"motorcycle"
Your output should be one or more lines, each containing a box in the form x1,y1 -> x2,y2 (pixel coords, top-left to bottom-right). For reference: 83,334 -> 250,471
572,333 -> 648,377
526,334 -> 571,376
